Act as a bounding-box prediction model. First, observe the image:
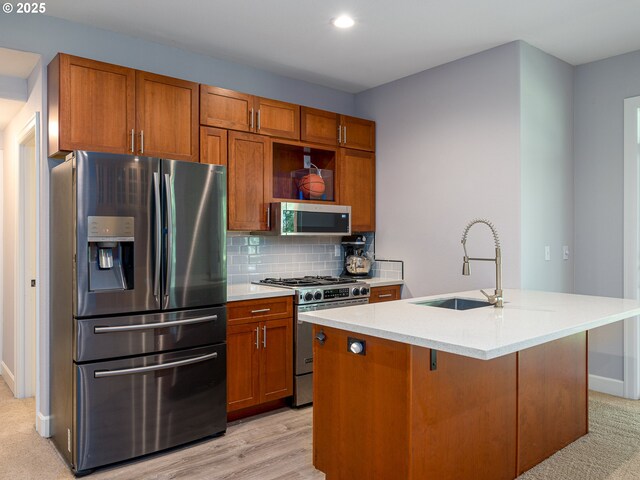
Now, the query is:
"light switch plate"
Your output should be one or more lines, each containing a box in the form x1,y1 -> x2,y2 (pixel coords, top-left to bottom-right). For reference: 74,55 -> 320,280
545,246 -> 551,261
563,245 -> 569,260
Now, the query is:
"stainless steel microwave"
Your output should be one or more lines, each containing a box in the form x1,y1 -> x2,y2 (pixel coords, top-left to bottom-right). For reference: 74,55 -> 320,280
266,202 -> 351,236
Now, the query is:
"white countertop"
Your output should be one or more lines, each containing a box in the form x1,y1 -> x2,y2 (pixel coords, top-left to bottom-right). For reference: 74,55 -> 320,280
298,289 -> 640,360
227,283 -> 295,302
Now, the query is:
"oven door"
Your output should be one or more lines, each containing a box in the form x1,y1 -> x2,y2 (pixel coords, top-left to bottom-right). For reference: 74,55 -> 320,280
75,344 -> 226,471
295,299 -> 369,375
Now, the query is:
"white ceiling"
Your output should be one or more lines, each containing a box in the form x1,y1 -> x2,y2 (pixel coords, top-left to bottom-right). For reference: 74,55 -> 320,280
0,47 -> 40,78
44,0 -> 640,93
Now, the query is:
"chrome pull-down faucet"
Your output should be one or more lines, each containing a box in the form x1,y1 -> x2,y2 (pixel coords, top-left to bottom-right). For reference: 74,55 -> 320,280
461,219 -> 503,308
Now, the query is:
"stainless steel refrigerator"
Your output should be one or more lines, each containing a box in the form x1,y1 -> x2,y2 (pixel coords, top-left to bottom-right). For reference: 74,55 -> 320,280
50,151 -> 227,474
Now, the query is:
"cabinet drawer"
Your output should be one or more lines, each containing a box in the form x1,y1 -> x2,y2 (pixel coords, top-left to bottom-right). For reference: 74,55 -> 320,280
228,296 -> 293,324
369,285 -> 401,303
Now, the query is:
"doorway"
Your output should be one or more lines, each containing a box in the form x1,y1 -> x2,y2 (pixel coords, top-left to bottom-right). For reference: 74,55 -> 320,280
623,95 -> 640,400
15,113 -> 39,399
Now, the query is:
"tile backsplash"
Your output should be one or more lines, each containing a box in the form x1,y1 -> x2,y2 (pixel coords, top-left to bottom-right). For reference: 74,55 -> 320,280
226,232 -> 404,284
226,233 -> 344,284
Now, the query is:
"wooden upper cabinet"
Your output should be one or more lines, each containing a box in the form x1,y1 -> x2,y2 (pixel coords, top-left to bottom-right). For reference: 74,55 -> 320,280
48,53 -> 199,161
200,85 -> 252,132
301,107 -> 338,146
339,115 -> 375,152
254,97 -> 300,140
200,126 -> 228,167
200,85 -> 300,140
339,148 -> 376,232
227,131 -> 272,231
136,71 -> 199,162
48,53 -> 135,157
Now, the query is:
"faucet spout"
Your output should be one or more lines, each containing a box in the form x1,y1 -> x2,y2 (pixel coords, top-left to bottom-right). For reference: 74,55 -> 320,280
460,219 -> 503,308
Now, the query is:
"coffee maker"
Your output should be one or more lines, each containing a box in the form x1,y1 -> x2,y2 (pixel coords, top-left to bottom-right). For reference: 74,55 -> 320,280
341,235 -> 373,278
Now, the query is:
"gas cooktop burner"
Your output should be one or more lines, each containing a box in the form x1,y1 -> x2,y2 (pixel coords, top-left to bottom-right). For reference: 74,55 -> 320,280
259,276 -> 358,287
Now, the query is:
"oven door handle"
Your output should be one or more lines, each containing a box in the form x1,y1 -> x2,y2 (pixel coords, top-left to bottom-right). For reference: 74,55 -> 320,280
94,352 -> 218,378
94,315 -> 217,333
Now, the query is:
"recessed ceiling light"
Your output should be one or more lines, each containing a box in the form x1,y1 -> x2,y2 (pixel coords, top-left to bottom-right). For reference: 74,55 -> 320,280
332,15 -> 355,29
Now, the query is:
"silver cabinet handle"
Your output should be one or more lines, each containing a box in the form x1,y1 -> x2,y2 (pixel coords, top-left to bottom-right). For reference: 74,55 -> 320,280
257,109 -> 261,130
266,205 -> 271,229
153,172 -> 161,300
251,308 -> 271,314
263,325 -> 267,348
255,326 -> 260,349
250,108 -> 254,129
343,126 -> 347,144
140,130 -> 144,154
94,315 -> 217,334
338,125 -> 342,144
130,129 -> 135,153
378,294 -> 393,298
95,352 -> 217,378
164,173 -> 173,301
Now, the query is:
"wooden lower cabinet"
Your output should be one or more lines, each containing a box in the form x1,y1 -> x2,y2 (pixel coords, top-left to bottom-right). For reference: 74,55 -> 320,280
369,284 -> 401,303
227,297 -> 293,414
313,325 -> 588,480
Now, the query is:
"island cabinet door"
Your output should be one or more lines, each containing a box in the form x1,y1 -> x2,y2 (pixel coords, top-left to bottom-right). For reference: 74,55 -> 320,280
226,322 -> 261,412
409,348 -> 518,480
312,325 -> 411,480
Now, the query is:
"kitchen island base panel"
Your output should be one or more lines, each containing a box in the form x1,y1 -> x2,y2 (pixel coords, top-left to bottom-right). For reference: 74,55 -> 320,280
312,325 -> 588,480
517,331 -> 588,474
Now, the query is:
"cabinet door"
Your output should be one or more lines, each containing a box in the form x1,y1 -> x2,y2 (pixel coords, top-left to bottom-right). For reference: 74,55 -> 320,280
200,85 -> 252,132
227,132 -> 272,231
227,322 -> 261,412
200,126 -> 227,166
340,115 -> 375,152
338,148 -> 376,232
260,318 -> 293,402
369,285 -> 401,303
255,97 -> 300,140
301,107 -> 338,146
55,54 -> 135,155
136,71 -> 199,162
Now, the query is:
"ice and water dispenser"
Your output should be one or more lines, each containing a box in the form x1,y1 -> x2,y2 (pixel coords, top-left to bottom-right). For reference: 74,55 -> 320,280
87,216 -> 134,291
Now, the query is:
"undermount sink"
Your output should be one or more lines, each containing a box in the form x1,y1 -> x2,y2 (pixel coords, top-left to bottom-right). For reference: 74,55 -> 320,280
413,297 -> 492,311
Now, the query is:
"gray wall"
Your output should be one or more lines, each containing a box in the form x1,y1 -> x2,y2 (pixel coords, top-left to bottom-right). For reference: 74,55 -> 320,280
355,42 -> 522,298
0,13 -> 355,114
520,43 -> 574,292
574,49 -> 640,381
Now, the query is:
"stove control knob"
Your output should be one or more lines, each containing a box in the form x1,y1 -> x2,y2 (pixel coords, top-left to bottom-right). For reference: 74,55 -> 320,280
360,287 -> 370,296
352,287 -> 360,296
314,290 -> 323,301
304,292 -> 314,302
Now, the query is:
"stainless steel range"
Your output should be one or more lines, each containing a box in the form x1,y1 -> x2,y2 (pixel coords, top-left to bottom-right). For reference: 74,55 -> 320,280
255,276 -> 370,406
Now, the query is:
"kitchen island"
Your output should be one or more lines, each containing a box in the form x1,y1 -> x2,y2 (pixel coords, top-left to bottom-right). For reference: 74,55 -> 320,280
299,289 -> 640,479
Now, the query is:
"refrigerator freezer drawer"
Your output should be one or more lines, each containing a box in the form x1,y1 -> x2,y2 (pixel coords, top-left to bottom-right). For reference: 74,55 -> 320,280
75,306 -> 226,362
75,344 -> 226,472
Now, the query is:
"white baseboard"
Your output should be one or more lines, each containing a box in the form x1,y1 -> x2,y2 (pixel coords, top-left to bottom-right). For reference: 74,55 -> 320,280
1,361 -> 16,394
37,411 -> 51,438
589,374 -> 625,397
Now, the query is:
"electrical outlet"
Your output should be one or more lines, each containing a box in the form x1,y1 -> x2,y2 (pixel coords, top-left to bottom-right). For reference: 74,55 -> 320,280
563,245 -> 569,260
545,246 -> 551,261
334,245 -> 341,257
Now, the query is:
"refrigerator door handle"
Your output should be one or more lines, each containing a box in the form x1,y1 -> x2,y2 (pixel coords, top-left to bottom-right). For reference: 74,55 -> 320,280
94,352 -> 218,378
153,172 -> 161,300
164,173 -> 174,301
94,314 -> 218,333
